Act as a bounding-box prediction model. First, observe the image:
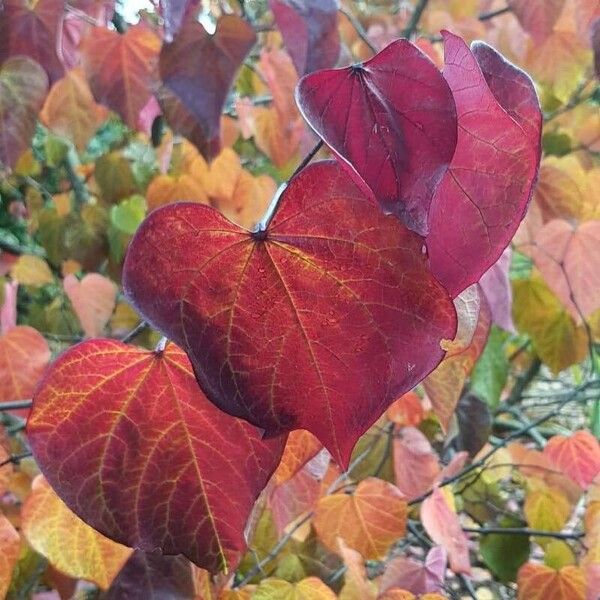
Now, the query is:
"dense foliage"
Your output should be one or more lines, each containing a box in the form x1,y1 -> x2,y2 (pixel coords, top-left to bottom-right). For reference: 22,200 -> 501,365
0,0 -> 599,598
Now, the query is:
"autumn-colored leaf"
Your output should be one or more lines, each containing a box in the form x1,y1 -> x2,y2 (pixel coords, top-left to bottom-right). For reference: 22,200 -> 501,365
337,539 -> 377,600
146,173 -> 209,211
512,274 -> 588,373
159,15 -> 256,160
252,576 -> 337,599
380,546 -> 447,596
40,67 -> 109,151
393,427 -> 440,502
270,0 -> 340,75
524,485 -> 572,536
272,430 -> 322,486
544,431 -> 600,489
81,25 -> 161,129
21,475 -> 132,589
103,551 -> 197,599
0,56 -> 48,169
27,340 -> 286,572
508,0 -> 565,42
160,0 -> 201,41
0,513 -> 21,599
313,477 -> 407,559
0,325 -> 50,406
479,248 -> 515,332
123,160 -> 456,467
296,37 -> 457,234
519,219 -> 600,321
10,255 -> 54,287
517,563 -> 585,600
0,0 -> 65,83
63,273 -> 118,338
386,392 -> 424,427
420,488 -> 471,574
427,33 -> 541,297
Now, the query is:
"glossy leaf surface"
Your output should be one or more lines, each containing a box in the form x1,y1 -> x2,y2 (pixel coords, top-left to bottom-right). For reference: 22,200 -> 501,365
123,160 -> 457,466
270,0 -> 340,75
296,39 -> 457,234
27,340 -> 286,572
159,15 -> 256,160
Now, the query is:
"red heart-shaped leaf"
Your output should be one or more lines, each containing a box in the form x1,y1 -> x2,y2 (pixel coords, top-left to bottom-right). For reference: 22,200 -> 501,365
426,32 -> 541,296
159,14 -> 256,160
27,340 -> 285,573
123,160 -> 456,467
296,40 -> 457,234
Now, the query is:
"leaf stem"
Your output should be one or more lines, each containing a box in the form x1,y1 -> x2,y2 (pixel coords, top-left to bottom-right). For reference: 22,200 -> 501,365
463,526 -> 584,539
0,400 -> 33,411
338,7 -> 377,54
478,5 -> 511,21
121,320 -> 148,344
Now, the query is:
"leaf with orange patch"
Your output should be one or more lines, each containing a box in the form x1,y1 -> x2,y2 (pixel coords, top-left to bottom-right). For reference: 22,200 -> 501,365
544,431 -> 600,489
40,67 -> 109,151
146,173 -> 209,211
63,273 -> 118,338
508,0 -> 565,42
517,563 -> 585,600
420,488 -> 470,574
272,430 -> 322,486
338,539 -> 377,600
313,477 -> 407,559
27,340 -> 286,572
386,392 -> 424,427
22,475 -> 132,589
81,25 -> 161,129
0,513 -> 20,598
0,326 -> 50,407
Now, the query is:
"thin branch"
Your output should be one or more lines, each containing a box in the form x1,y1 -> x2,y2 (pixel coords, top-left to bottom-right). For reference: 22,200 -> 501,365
338,7 -> 377,54
505,356 -> 542,406
290,140 -> 324,182
0,400 -> 33,411
479,5 -> 511,21
0,452 -> 32,468
402,0 -> 430,38
463,526 -> 584,540
63,146 -> 90,206
121,321 -> 148,344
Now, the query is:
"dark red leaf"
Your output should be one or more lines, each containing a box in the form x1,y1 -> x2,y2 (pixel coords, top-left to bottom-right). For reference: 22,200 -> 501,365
0,0 -> 65,83
27,340 -> 285,572
103,551 -> 196,600
159,15 -> 256,160
426,32 -> 541,297
122,160 -> 456,467
270,0 -> 340,75
160,0 -> 202,42
296,39 -> 457,234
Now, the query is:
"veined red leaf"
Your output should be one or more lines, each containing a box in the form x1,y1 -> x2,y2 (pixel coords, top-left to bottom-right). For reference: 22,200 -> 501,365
0,57 -> 48,169
0,0 -> 64,83
123,160 -> 456,467
426,33 -> 541,297
270,0 -> 340,75
159,15 -> 256,160
26,340 -> 286,573
81,25 -> 161,129
296,38 -> 457,235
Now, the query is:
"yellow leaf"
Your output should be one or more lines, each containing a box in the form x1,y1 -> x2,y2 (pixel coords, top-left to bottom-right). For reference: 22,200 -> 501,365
313,477 -> 407,560
512,274 -> 588,373
146,173 -> 209,211
252,577 -> 337,600
524,485 -> 572,543
10,255 -> 53,286
0,513 -> 20,598
22,476 -> 132,589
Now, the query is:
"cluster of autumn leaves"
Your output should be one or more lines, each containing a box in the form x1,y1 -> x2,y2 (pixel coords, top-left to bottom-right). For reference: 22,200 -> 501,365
0,0 -> 599,598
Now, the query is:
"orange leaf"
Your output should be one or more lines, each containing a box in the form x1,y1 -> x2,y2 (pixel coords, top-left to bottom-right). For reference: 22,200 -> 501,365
0,325 -> 50,404
313,477 -> 407,559
517,563 -> 585,600
252,577 -> 337,599
63,273 -> 118,338
81,25 -> 160,128
544,431 -> 600,489
39,67 -> 109,151
272,430 -> 322,486
420,488 -> 470,574
386,392 -> 424,427
146,173 -> 209,211
393,427 -> 440,501
0,513 -> 20,598
22,475 -> 132,589
337,539 -> 378,600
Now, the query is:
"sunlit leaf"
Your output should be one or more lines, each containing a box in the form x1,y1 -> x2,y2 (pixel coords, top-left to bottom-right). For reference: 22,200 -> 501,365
0,513 -> 21,598
252,576 -> 337,599
10,255 -> 53,287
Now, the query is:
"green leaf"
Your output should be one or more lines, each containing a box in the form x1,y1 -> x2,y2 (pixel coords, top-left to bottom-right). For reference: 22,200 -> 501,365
110,195 -> 147,235
480,517 -> 530,582
470,327 -> 509,409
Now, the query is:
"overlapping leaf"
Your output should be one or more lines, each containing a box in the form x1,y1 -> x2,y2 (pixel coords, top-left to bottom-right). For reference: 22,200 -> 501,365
123,160 -> 456,466
544,431 -> 600,489
27,340 -> 286,572
159,15 -> 256,160
517,563 -> 585,600
252,577 -> 337,599
296,38 -> 457,234
0,57 -> 48,168
81,25 -> 161,128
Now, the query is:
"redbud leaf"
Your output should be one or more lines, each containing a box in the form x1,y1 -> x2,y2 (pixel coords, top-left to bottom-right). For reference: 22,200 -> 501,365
27,340 -> 286,573
123,160 -> 456,467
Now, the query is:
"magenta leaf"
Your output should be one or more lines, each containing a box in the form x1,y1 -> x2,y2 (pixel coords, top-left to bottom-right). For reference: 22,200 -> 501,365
426,32 -> 541,297
296,39 -> 457,234
270,0 -> 340,75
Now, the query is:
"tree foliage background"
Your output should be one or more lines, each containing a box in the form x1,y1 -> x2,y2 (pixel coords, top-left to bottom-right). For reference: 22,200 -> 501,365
0,0 -> 600,598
